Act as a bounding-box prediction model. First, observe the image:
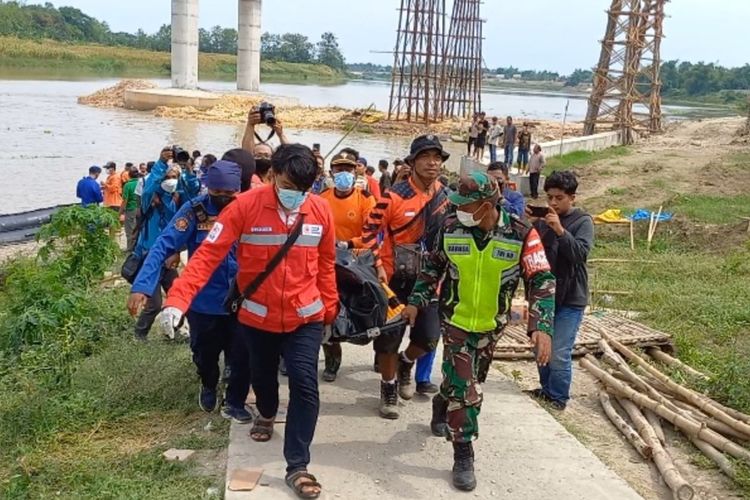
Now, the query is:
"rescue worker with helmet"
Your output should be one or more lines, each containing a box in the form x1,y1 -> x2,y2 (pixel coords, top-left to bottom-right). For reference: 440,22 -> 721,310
402,171 -> 556,491
162,144 -> 337,500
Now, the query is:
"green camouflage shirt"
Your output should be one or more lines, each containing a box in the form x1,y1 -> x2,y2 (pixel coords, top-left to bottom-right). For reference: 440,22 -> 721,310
408,208 -> 555,335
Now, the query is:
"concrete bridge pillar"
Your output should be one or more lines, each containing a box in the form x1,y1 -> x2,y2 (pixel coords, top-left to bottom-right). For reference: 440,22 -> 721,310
238,0 -> 262,91
171,0 -> 199,89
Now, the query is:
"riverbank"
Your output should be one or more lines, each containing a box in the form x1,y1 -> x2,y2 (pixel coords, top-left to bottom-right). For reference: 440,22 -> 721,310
0,36 -> 344,83
78,79 -> 585,141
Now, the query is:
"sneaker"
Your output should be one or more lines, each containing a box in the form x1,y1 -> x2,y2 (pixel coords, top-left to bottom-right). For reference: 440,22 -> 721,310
199,386 -> 217,413
524,387 -> 548,400
549,400 -> 567,411
430,394 -> 449,437
322,344 -> 341,383
397,354 -> 415,400
416,381 -> 439,394
221,404 -> 254,424
379,381 -> 400,419
322,369 -> 337,382
452,442 -> 477,491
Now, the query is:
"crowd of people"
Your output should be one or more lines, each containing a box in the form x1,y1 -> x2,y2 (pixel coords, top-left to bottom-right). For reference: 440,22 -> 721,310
75,106 -> 594,498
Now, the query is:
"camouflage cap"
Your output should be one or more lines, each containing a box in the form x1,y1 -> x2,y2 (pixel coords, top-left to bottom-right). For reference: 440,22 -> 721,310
448,171 -> 499,206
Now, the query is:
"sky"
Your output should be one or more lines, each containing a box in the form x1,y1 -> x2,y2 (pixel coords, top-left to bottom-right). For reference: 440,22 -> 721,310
48,0 -> 750,74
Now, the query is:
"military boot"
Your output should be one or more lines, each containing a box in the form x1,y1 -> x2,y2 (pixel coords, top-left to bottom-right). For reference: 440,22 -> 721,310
397,353 -> 415,400
452,442 -> 477,491
430,394 -> 449,437
379,381 -> 400,419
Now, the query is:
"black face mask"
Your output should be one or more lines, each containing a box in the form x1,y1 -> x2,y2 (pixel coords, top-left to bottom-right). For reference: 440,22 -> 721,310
209,194 -> 236,211
254,158 -> 272,177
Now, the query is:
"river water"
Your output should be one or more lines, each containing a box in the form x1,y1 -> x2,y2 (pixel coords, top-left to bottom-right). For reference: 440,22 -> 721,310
0,77 -> 716,213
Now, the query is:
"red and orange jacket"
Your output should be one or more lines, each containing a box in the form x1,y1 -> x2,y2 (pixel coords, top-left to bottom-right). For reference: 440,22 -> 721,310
165,184 -> 339,333
360,177 -> 448,280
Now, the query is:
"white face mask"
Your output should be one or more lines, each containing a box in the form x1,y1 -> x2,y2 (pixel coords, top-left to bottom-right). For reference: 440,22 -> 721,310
456,209 -> 480,227
161,178 -> 178,194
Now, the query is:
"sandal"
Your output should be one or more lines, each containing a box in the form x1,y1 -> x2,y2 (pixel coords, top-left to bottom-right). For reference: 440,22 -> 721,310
249,416 -> 274,442
285,470 -> 322,499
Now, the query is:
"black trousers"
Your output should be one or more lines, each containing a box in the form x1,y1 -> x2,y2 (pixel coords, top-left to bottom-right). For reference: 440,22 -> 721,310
187,310 -> 251,409
530,172 -> 541,199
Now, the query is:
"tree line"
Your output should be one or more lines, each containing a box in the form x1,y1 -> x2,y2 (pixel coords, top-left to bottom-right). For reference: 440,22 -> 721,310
0,1 -> 346,70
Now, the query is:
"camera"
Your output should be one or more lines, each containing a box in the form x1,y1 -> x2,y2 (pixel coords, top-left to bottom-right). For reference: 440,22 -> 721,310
257,102 -> 276,126
171,145 -> 190,164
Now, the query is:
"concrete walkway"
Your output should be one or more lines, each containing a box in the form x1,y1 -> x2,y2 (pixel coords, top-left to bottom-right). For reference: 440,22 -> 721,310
225,343 -> 641,500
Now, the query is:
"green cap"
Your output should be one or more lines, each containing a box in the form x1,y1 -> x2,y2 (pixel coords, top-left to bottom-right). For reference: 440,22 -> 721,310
448,171 -> 499,206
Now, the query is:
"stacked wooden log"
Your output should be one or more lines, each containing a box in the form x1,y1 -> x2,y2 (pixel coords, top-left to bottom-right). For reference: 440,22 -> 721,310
581,332 -> 750,500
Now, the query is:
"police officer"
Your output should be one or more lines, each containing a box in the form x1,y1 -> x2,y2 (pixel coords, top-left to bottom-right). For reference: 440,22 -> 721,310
127,161 -> 252,422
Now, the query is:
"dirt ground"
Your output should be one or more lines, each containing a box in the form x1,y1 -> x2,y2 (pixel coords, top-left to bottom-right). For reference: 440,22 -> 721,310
495,361 -> 742,500
571,116 -> 750,214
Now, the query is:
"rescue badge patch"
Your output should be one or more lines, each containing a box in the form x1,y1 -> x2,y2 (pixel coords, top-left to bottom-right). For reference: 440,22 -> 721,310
174,217 -> 189,232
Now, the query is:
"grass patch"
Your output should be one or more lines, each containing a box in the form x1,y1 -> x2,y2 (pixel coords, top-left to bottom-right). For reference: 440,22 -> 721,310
0,36 -> 345,83
666,193 -> 750,224
544,146 -> 631,174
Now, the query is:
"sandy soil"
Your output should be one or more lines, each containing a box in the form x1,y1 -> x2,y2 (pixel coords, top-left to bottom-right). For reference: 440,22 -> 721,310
571,117 -> 750,212
77,80 -> 583,141
495,361 -> 742,500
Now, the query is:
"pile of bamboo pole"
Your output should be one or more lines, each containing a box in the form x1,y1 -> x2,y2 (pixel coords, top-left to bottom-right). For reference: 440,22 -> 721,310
581,332 -> 750,499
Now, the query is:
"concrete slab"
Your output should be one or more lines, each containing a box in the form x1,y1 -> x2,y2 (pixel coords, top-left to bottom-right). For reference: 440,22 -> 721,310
123,88 -> 220,111
225,343 -> 641,500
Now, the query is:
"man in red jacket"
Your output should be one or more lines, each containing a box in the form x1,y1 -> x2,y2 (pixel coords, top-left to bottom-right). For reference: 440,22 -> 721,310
162,144 -> 337,499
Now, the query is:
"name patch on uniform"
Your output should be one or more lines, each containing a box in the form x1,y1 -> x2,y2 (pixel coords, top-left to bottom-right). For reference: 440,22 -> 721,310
250,226 -> 273,233
492,248 -> 518,261
446,243 -> 471,255
206,222 -> 223,243
302,224 -> 323,237
197,222 -> 214,231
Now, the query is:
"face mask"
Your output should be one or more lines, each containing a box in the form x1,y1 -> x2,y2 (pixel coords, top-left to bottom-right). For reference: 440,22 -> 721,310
161,178 -> 178,194
209,194 -> 236,211
333,171 -> 355,191
255,158 -> 272,174
456,208 -> 480,227
277,187 -> 308,211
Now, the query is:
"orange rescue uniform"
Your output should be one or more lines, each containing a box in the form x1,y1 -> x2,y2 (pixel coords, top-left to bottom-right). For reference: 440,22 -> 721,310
319,187 -> 376,248
103,173 -> 123,208
165,184 -> 339,333
360,177 -> 447,280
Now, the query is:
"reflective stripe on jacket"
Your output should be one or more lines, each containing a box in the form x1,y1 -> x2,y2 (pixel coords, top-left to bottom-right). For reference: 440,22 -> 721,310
165,184 -> 338,333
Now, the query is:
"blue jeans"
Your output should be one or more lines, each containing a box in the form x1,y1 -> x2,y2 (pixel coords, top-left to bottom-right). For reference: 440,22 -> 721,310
416,348 -> 436,383
187,311 -> 250,409
242,322 -> 323,474
517,148 -> 529,167
488,144 -> 497,163
537,306 -> 585,405
504,145 -> 514,166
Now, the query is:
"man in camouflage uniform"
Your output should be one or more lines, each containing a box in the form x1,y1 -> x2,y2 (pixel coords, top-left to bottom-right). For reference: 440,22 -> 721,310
402,171 -> 556,491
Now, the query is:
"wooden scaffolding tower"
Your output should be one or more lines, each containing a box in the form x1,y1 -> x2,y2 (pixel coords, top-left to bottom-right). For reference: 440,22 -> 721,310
388,0 -> 483,122
438,0 -> 484,120
387,0 -> 447,123
583,0 -> 667,144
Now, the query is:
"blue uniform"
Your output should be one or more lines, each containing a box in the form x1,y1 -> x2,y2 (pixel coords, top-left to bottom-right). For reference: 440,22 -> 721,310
133,159 -> 179,258
177,169 -> 202,205
76,176 -> 103,207
503,187 -> 526,218
132,194 -> 238,315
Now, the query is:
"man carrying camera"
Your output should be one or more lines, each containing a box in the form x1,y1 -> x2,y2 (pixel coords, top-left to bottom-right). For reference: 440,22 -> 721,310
129,147 -> 188,340
242,103 -> 289,185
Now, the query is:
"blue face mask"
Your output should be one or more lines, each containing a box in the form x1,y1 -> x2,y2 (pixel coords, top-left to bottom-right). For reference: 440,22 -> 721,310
277,187 -> 308,211
333,171 -> 355,191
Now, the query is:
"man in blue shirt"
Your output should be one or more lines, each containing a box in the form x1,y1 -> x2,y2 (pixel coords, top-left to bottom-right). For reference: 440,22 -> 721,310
130,148 -> 188,339
487,162 -> 525,218
128,160 -> 251,421
76,166 -> 104,207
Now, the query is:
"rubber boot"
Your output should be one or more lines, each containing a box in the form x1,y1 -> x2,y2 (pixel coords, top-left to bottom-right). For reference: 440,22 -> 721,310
430,394 -> 449,437
322,343 -> 342,382
379,381 -> 400,419
452,442 -> 476,491
397,353 -> 415,400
